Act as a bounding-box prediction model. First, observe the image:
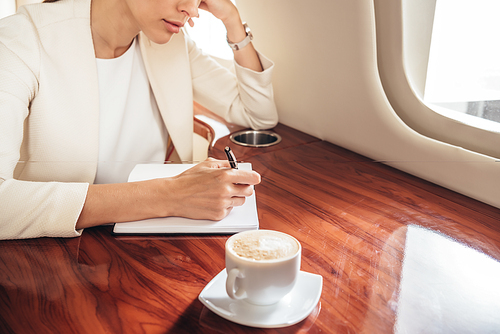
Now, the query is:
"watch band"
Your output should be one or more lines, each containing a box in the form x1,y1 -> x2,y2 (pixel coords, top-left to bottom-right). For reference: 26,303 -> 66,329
227,22 -> 253,51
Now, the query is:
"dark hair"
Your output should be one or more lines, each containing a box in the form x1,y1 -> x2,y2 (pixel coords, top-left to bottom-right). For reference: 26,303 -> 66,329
43,0 -> 61,2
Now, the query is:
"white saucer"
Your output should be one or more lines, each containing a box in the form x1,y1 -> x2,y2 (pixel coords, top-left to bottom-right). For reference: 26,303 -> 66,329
198,269 -> 323,328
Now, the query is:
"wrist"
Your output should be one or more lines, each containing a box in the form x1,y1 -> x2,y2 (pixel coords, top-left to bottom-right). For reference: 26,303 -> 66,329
227,22 -> 253,51
224,16 -> 246,44
149,178 -> 176,218
220,6 -> 241,27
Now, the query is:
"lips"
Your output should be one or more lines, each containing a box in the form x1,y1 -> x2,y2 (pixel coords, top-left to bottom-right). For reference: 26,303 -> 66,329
163,20 -> 183,34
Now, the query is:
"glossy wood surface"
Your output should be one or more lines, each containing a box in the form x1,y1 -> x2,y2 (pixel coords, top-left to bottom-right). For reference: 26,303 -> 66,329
2,124 -> 500,333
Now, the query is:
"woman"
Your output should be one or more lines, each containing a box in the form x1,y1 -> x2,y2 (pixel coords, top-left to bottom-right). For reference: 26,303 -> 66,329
0,0 -> 278,239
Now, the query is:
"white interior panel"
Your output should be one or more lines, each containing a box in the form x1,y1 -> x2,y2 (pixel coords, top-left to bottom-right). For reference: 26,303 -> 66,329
236,0 -> 499,209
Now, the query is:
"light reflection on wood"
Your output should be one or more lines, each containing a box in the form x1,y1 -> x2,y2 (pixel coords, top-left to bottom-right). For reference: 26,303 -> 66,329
0,124 -> 499,333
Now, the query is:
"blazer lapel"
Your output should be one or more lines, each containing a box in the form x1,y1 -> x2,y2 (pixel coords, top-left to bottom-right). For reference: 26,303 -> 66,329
138,32 -> 193,162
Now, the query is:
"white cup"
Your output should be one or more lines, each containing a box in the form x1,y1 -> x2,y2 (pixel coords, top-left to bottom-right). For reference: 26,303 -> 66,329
225,230 -> 301,306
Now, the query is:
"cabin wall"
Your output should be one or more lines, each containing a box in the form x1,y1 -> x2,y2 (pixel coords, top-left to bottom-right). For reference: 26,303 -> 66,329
236,0 -> 500,209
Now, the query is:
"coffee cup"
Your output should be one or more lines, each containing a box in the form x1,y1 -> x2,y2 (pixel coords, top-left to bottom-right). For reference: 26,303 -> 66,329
225,229 -> 301,306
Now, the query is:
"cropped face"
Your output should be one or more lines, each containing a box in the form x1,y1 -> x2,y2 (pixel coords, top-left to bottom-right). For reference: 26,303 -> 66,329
125,0 -> 201,44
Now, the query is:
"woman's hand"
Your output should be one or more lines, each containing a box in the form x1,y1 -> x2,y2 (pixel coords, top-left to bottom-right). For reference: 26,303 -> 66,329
198,0 -> 244,41
190,0 -> 263,72
155,158 -> 261,220
76,158 -> 260,229
198,0 -> 239,24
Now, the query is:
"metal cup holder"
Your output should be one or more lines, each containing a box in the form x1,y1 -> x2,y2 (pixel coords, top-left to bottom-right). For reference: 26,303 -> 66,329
229,130 -> 282,148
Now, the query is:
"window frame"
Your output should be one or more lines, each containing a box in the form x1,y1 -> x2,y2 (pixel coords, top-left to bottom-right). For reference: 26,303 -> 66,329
373,0 -> 500,159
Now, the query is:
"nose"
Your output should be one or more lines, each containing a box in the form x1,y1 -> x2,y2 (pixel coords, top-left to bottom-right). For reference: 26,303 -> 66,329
178,0 -> 199,19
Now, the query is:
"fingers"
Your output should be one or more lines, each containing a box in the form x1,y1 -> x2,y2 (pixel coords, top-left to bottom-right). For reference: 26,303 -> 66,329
231,183 -> 254,197
214,170 -> 261,189
179,159 -> 260,187
197,0 -> 237,19
198,1 -> 209,12
232,170 -> 261,185
211,196 -> 244,221
230,196 -> 246,208
203,158 -> 231,169
165,158 -> 258,220
197,159 -> 261,185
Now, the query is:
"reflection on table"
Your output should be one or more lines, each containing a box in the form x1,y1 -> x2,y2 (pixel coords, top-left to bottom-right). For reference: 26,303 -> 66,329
1,123 -> 500,333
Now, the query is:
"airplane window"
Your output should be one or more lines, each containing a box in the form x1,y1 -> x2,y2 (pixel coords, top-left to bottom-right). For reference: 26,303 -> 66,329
424,0 -> 500,127
184,7 -> 234,61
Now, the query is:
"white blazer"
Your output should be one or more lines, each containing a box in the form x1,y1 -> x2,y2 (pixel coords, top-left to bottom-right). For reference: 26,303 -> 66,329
0,0 -> 278,239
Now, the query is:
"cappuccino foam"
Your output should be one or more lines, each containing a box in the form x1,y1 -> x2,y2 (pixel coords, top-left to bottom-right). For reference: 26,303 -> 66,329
229,231 -> 299,261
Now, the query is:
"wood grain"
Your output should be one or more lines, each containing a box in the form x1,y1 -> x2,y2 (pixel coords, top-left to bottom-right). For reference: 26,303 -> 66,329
1,125 -> 500,333
210,123 -> 320,161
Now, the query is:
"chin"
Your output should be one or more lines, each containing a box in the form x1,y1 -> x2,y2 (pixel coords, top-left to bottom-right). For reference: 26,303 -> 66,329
149,32 -> 175,45
141,28 -> 174,45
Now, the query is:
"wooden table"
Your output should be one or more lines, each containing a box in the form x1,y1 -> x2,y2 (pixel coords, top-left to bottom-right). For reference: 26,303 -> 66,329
2,124 -> 500,333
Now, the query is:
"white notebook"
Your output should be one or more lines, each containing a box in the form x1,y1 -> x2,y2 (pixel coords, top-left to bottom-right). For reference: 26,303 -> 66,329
112,163 -> 259,234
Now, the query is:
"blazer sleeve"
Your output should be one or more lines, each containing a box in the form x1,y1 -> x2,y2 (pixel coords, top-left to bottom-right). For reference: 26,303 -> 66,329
186,34 -> 279,130
0,12 -> 87,240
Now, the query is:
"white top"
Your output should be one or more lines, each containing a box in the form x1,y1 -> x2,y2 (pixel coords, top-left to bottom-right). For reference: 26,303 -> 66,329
94,38 -> 168,184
